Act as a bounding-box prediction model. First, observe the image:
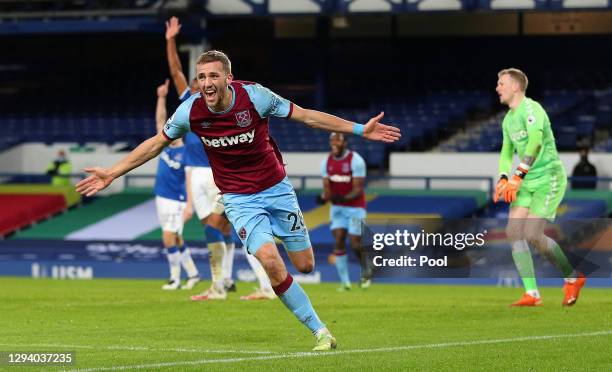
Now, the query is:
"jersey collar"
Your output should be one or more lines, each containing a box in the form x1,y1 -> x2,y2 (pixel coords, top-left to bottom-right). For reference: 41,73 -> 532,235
331,150 -> 350,160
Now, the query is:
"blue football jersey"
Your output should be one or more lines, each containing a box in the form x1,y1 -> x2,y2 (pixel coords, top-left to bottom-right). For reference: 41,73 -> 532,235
154,145 -> 186,201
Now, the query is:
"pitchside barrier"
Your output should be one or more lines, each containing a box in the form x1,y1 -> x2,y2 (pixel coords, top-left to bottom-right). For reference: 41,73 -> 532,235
1,174 -> 611,287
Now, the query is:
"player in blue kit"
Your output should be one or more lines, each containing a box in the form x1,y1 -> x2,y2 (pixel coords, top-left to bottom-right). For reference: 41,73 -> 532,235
154,80 -> 200,290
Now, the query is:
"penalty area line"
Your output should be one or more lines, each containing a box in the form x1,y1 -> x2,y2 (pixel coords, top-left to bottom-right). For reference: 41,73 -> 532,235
64,329 -> 612,372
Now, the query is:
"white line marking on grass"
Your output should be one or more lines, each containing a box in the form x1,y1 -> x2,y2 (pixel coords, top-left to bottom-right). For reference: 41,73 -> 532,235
0,343 -> 272,354
63,330 -> 612,372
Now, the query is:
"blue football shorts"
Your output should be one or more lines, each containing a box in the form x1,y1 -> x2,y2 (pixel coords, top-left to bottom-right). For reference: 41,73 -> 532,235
222,176 -> 311,254
330,205 -> 367,236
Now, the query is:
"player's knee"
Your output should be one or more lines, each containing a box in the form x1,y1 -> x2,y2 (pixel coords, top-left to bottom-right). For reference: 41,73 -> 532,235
255,244 -> 284,273
524,232 -> 544,250
162,231 -> 178,247
505,225 -> 524,242
296,257 -> 314,274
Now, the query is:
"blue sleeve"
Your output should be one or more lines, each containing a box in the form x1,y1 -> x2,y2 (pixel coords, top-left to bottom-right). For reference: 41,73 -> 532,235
351,152 -> 366,177
163,94 -> 197,140
321,158 -> 328,178
179,88 -> 191,102
243,83 -> 292,118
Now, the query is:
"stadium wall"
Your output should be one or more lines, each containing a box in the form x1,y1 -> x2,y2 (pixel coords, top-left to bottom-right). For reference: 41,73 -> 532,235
2,145 -> 611,191
389,153 -> 612,190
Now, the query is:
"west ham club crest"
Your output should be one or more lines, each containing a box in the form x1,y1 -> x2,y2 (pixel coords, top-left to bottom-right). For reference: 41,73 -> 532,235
235,110 -> 252,128
239,227 -> 247,240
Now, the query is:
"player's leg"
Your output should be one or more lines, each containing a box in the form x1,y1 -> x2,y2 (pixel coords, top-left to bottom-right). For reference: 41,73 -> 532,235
522,214 -> 583,306
347,207 -> 369,288
211,199 -> 236,291
524,170 -> 584,305
174,202 -> 200,289
227,179 -> 335,350
506,202 -> 541,306
156,196 -> 182,290
332,228 -> 351,291
207,212 -> 235,290
240,245 -> 276,300
190,168 -> 227,299
329,205 -> 351,290
256,242 -> 334,351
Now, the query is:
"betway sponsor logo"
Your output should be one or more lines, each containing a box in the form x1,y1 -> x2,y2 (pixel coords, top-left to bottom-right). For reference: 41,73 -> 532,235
329,174 -> 351,183
201,129 -> 255,148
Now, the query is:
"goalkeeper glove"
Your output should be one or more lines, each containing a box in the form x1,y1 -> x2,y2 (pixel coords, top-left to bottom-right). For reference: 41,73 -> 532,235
503,165 -> 528,203
330,195 -> 346,204
493,175 -> 508,203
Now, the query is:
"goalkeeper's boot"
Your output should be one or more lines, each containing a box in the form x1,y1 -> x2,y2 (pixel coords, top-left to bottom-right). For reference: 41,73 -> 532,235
562,273 -> 586,306
510,293 -> 542,307
312,331 -> 337,351
190,287 -> 227,301
240,288 -> 276,300
162,280 -> 181,290
182,275 -> 200,290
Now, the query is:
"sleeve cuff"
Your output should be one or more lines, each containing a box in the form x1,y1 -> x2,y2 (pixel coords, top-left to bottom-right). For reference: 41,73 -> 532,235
286,102 -> 294,119
161,130 -> 177,141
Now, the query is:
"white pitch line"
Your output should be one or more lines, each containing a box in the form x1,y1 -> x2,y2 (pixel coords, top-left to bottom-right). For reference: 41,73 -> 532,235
63,329 -> 612,372
0,343 -> 272,355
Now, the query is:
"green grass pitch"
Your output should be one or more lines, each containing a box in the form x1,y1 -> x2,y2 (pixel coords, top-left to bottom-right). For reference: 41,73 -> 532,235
0,278 -> 611,371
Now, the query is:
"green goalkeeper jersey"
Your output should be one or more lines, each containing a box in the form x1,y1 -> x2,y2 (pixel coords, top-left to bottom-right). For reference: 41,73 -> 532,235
499,97 -> 563,179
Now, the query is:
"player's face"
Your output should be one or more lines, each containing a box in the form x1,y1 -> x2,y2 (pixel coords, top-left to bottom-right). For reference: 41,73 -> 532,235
196,61 -> 233,109
496,74 -> 516,106
329,134 -> 346,157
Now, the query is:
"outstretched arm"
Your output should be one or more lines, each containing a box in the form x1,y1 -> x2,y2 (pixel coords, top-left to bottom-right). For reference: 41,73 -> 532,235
165,16 -> 189,95
290,105 -> 401,143
76,132 -> 172,197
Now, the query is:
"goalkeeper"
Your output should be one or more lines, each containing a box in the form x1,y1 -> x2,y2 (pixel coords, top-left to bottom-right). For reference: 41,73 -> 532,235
493,68 -> 585,307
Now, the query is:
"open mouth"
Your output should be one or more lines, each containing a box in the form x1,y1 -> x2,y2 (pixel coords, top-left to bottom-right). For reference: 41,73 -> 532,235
204,88 -> 216,100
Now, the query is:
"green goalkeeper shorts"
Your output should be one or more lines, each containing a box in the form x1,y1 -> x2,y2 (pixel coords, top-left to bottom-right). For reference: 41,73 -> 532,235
511,166 -> 567,220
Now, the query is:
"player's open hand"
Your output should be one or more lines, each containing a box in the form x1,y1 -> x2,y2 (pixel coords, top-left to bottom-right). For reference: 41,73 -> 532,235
493,177 -> 508,203
165,16 -> 182,40
76,167 -> 115,197
503,176 -> 522,203
157,79 -> 170,97
363,112 -> 401,143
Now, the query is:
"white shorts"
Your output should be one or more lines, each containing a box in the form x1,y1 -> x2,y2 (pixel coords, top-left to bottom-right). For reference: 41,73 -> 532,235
155,196 -> 186,234
189,166 -> 224,219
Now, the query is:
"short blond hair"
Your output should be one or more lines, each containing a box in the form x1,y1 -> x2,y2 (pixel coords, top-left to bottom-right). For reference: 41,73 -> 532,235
196,50 -> 232,74
498,68 -> 528,92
